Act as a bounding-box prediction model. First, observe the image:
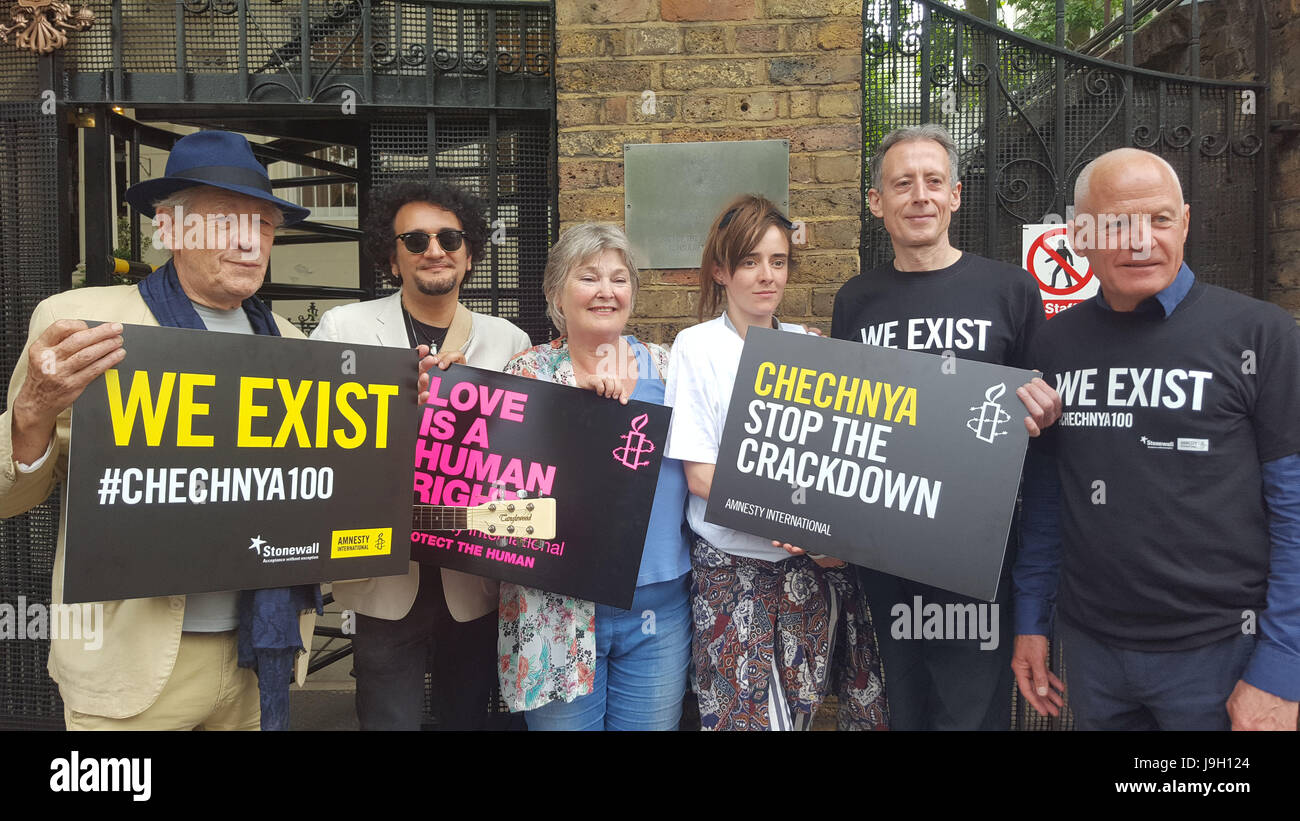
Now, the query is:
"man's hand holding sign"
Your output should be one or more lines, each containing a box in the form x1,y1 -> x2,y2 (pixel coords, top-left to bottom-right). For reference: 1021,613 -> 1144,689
9,320 -> 126,466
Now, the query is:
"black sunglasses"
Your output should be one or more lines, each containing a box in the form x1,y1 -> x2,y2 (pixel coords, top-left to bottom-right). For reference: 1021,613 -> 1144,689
718,207 -> 796,231
396,229 -> 466,254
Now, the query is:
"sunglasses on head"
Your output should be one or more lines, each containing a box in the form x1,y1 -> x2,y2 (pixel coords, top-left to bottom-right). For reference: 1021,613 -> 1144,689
396,229 -> 466,254
718,206 -> 796,231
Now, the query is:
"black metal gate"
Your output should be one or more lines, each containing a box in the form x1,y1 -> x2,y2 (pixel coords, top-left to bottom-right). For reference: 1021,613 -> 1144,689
862,0 -> 1268,299
0,103 -> 67,730
0,0 -> 555,729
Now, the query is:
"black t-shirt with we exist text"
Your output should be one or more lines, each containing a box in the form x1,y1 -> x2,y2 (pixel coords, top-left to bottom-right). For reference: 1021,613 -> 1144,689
831,252 -> 1045,369
1030,281 -> 1300,650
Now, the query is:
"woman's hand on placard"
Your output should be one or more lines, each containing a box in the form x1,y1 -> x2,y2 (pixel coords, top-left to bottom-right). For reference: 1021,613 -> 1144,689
575,372 -> 631,405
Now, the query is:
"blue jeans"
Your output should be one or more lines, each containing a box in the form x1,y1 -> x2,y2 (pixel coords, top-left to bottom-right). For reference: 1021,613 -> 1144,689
1059,619 -> 1256,730
525,574 -> 691,731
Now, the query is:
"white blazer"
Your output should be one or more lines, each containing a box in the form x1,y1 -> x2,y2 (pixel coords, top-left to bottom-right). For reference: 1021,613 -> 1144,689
311,291 -> 532,621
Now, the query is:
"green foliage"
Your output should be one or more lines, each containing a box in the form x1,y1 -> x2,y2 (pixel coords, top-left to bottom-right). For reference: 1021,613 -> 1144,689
1002,0 -> 1108,48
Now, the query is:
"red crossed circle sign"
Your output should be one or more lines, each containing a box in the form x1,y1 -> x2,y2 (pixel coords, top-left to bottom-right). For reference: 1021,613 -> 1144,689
1026,227 -> 1092,296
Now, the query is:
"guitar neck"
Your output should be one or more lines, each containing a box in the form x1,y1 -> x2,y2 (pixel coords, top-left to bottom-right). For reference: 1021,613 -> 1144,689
412,505 -> 470,531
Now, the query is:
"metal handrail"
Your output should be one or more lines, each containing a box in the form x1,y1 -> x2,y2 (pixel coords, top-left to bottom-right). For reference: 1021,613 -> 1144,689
915,0 -> 1264,89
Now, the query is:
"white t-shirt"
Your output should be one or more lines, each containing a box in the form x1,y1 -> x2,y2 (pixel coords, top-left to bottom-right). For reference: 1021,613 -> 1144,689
665,313 -> 809,562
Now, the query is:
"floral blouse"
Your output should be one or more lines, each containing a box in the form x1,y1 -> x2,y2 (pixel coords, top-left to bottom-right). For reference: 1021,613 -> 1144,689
496,336 -> 672,712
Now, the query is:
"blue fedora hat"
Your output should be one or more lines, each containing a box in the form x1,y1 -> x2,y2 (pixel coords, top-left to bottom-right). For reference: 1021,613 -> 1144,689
124,130 -> 311,225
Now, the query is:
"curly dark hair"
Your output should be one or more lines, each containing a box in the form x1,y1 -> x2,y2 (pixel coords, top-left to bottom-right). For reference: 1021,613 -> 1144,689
363,178 -> 490,286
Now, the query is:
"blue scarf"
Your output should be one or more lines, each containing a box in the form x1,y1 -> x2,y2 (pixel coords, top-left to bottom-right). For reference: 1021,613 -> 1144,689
138,261 -> 323,731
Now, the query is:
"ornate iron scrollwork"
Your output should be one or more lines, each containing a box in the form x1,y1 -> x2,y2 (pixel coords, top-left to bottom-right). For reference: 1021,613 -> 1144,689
431,47 -> 459,71
995,158 -> 1056,224
526,51 -> 550,76
864,15 -> 889,59
182,0 -> 239,15
247,0 -> 364,101
372,41 -> 427,68
1132,123 -> 1163,148
929,62 -> 953,88
1231,133 -> 1262,157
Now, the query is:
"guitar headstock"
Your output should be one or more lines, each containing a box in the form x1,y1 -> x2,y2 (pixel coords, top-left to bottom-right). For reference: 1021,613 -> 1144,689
465,497 -> 556,540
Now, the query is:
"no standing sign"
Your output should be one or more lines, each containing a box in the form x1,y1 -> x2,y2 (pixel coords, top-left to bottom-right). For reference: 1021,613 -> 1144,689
1022,223 -> 1097,318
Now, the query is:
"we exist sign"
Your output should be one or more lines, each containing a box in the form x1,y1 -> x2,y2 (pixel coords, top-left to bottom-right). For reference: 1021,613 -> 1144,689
705,329 -> 1035,601
64,325 -> 419,602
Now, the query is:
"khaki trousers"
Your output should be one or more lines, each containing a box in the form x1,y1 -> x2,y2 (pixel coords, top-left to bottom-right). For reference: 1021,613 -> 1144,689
64,631 -> 260,731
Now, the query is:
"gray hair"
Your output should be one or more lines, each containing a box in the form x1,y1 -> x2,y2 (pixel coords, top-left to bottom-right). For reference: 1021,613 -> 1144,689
869,124 -> 961,191
543,222 -> 639,335
1074,147 -> 1185,211
152,184 -> 285,226
151,185 -> 207,217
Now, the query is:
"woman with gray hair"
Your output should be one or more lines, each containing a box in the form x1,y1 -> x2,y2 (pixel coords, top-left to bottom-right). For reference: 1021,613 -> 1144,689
496,222 -> 692,730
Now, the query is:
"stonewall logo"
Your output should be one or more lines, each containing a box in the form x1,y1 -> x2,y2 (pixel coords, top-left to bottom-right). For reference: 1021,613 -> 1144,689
247,534 -> 320,564
329,528 -> 392,559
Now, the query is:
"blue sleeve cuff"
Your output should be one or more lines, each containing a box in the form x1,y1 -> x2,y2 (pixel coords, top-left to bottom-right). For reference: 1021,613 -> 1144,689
1241,639 -> 1300,702
1013,597 -> 1053,636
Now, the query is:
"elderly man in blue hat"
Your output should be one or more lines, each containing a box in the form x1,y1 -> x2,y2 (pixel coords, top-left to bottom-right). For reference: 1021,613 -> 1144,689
0,130 -> 362,729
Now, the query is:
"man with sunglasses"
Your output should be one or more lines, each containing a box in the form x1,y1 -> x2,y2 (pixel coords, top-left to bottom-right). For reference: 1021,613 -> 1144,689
830,124 -> 1061,730
313,178 -> 530,730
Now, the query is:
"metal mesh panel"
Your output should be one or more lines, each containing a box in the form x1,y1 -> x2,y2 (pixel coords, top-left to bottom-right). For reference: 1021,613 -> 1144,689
64,0 -> 177,73
862,0 -> 1263,298
47,1 -> 551,104
369,111 -> 553,342
0,104 -> 65,729
0,39 -> 41,101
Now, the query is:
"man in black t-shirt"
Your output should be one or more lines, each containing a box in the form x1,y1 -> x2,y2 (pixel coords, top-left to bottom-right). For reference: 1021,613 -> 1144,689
829,125 -> 1061,730
1012,148 -> 1300,731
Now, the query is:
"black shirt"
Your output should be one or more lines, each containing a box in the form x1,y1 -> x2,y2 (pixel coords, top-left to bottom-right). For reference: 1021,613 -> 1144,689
1031,281 -> 1300,649
403,309 -> 449,353
831,252 -> 1045,369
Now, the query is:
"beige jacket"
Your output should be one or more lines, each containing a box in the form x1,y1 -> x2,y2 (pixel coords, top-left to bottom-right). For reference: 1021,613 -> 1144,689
0,285 -> 316,719
312,292 -> 531,621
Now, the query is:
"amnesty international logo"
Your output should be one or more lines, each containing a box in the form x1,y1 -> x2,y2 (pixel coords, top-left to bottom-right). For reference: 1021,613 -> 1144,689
967,384 -> 1011,444
613,413 -> 655,470
330,528 -> 393,559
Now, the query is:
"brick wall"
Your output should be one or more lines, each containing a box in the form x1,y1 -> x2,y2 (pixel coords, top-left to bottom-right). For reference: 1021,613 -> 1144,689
555,0 -> 864,344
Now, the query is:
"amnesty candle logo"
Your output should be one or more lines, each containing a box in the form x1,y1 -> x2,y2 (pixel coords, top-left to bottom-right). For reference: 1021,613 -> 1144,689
330,528 -> 392,559
967,384 -> 1011,444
